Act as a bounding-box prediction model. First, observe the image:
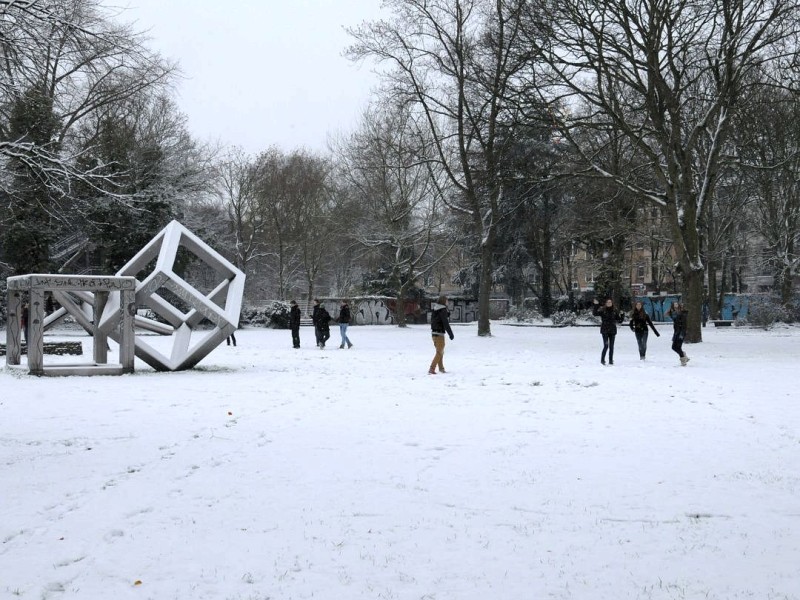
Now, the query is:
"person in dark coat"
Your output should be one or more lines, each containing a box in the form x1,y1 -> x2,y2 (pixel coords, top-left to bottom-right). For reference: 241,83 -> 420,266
629,300 -> 660,360
289,300 -> 301,349
311,299 -> 323,347
429,295 -> 454,374
317,304 -> 332,349
666,301 -> 689,365
592,297 -> 625,365
337,299 -> 353,349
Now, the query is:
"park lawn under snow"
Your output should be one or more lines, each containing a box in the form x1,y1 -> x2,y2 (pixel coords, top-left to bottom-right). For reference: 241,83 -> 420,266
1,322 -> 799,600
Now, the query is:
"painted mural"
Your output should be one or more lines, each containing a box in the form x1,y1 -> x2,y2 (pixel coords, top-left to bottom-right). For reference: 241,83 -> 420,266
316,296 -> 493,325
635,293 -> 750,322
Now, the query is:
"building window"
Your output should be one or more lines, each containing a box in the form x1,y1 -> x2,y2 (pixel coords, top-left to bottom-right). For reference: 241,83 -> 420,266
637,264 -> 646,280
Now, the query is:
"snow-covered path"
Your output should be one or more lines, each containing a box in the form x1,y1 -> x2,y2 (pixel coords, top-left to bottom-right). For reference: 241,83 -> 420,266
2,324 -> 799,599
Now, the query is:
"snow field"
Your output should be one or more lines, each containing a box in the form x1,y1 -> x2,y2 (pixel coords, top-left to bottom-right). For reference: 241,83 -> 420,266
1,323 -> 799,599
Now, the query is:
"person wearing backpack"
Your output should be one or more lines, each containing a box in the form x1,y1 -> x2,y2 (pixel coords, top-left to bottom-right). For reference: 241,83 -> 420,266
429,295 -> 454,374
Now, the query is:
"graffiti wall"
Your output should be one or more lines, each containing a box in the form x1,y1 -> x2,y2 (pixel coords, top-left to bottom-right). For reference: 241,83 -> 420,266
353,298 -> 396,326
317,296 -> 491,325
635,294 -> 750,322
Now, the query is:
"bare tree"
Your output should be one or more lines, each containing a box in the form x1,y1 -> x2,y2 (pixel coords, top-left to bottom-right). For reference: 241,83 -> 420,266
250,148 -> 332,301
0,0 -> 178,272
334,103 -> 458,326
737,85 -> 800,309
214,147 -> 269,278
347,0 -> 533,336
525,0 -> 798,341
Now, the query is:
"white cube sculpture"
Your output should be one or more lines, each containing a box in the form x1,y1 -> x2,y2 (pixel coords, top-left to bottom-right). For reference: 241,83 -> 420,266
95,220 -> 245,371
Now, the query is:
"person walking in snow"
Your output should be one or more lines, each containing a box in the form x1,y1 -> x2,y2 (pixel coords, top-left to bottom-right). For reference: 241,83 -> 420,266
629,300 -> 660,360
666,301 -> 690,365
289,300 -> 301,349
592,297 -> 625,365
337,299 -> 353,349
226,314 -> 240,347
317,303 -> 332,349
311,299 -> 323,347
429,295 -> 454,374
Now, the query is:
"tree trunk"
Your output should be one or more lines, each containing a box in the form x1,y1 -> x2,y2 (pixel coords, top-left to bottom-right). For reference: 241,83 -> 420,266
683,266 -> 705,343
717,256 -> 729,318
306,282 -> 315,306
395,294 -> 407,328
707,260 -> 719,320
540,216 -> 553,317
672,200 -> 703,343
478,242 -> 493,336
780,264 -> 793,311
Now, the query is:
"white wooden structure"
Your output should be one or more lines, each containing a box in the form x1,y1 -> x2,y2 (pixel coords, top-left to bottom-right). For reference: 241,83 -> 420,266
6,274 -> 136,376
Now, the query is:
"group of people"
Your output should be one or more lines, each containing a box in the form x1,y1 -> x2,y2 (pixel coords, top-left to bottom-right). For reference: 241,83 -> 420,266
230,294 -> 689,371
291,295 -> 455,375
288,299 -> 354,350
592,298 -> 690,366
288,294 -> 456,375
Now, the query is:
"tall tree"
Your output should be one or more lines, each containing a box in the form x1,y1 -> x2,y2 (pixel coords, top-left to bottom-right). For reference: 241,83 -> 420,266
0,0 -> 177,273
250,148 -> 332,301
347,0 -> 533,336
2,86 -> 62,273
737,85 -> 800,309
493,125 -> 568,315
526,0 -> 798,341
335,104 -> 457,326
214,147 -> 268,279
72,94 -> 211,273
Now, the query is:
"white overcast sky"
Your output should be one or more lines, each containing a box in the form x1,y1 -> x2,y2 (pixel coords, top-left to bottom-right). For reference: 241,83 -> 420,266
121,0 -> 385,155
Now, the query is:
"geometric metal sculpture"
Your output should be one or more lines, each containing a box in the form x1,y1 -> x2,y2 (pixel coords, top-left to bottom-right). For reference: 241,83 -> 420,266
96,220 -> 245,371
6,274 -> 136,376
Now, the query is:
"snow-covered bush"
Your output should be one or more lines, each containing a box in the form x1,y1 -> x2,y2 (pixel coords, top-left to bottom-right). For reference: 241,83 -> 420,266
788,294 -> 800,323
745,295 -> 789,330
507,305 -> 543,323
551,310 -> 577,327
581,309 -> 600,326
241,301 -> 290,328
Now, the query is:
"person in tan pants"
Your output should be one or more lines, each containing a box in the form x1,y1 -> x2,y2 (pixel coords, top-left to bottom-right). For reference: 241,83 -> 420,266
429,295 -> 454,374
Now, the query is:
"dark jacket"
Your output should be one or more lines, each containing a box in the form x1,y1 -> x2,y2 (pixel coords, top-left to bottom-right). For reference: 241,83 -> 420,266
593,304 -> 624,335
311,304 -> 321,324
318,307 -> 331,331
629,309 -> 659,336
668,309 -> 687,340
338,304 -> 351,324
289,305 -> 301,328
430,302 -> 454,339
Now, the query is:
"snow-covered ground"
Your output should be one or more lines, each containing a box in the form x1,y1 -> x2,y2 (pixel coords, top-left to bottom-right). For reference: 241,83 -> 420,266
2,323 -> 799,600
